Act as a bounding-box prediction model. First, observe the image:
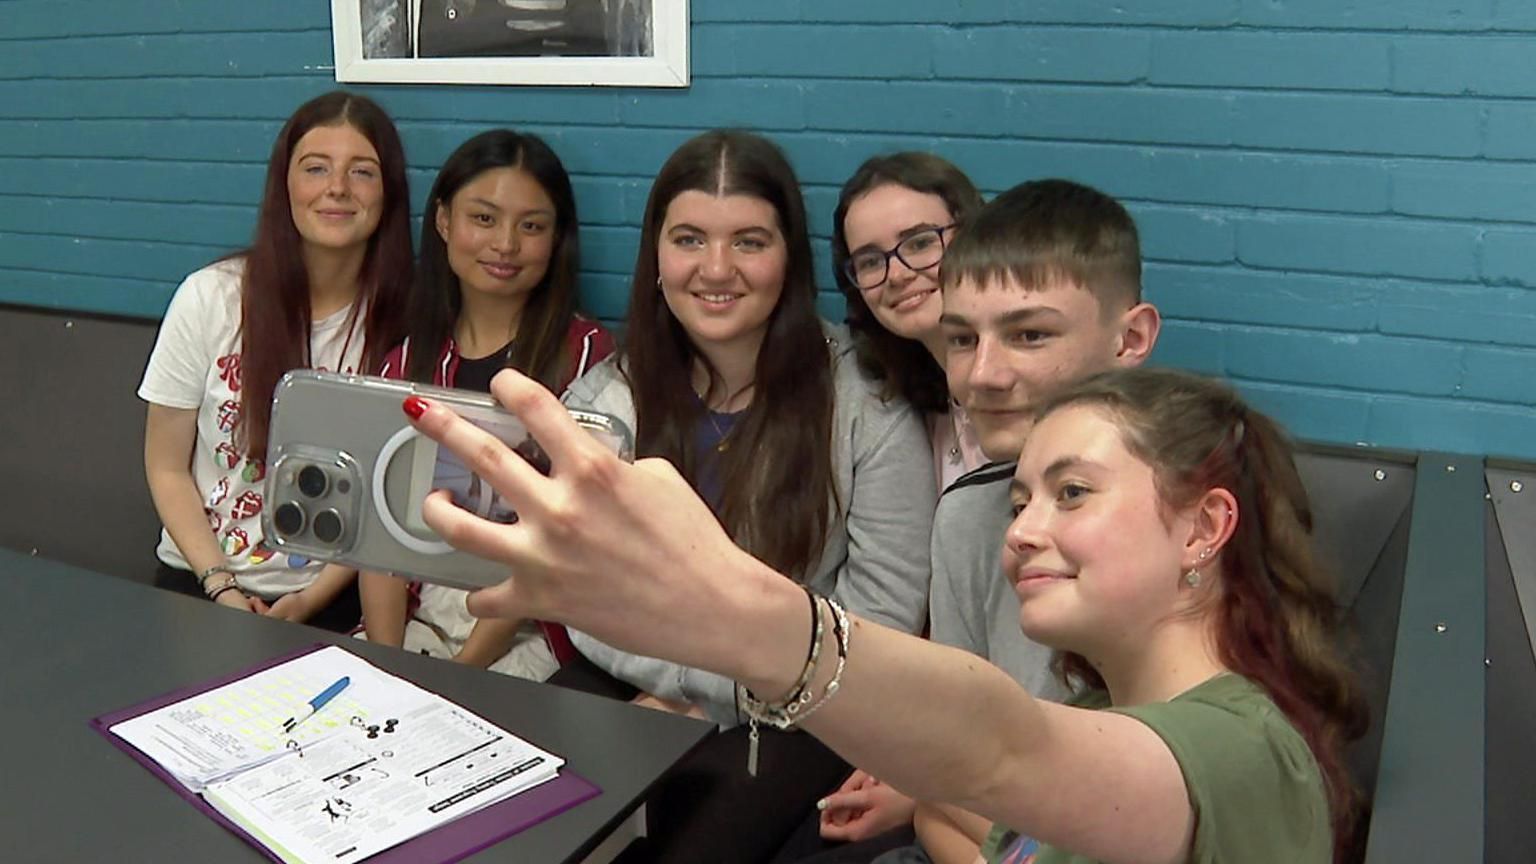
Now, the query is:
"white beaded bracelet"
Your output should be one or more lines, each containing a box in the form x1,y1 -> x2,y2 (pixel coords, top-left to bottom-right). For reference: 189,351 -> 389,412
787,598 -> 850,726
737,595 -> 852,777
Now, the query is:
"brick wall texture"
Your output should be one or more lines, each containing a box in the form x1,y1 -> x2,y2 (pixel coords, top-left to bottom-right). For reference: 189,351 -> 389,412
2,0 -> 1533,457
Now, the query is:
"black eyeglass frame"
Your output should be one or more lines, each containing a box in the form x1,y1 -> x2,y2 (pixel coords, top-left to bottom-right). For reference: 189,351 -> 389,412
842,223 -> 958,290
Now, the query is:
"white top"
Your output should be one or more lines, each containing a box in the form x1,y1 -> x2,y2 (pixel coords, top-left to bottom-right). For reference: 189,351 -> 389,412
138,258 -> 367,598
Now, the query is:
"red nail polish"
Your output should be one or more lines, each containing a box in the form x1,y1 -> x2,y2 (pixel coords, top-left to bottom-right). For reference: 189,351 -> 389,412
402,395 -> 428,420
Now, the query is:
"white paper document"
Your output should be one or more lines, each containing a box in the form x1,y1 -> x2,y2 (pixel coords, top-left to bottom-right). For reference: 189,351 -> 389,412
109,645 -> 563,864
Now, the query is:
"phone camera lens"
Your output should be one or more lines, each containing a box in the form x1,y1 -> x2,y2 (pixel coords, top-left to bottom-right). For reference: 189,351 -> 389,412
336,478 -> 351,495
297,465 -> 329,498
312,509 -> 345,544
274,502 -> 306,537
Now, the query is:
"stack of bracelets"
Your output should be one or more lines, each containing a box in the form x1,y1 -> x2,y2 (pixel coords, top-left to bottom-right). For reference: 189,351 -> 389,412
197,564 -> 242,602
735,587 -> 851,776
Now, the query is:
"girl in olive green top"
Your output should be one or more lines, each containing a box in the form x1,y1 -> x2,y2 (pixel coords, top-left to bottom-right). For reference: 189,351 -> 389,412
400,365 -> 1367,864
977,673 -> 1330,864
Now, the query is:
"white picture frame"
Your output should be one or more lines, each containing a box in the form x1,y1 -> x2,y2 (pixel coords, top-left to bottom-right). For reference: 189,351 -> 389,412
331,0 -> 689,88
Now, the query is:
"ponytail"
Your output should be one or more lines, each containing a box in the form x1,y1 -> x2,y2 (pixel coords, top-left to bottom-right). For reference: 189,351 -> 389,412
1221,408 -> 1369,860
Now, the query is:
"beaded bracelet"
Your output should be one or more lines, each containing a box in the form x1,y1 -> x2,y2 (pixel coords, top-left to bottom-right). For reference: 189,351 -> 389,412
787,597 -> 850,726
737,594 -> 854,777
197,564 -> 234,588
737,586 -> 823,776
738,587 -> 823,724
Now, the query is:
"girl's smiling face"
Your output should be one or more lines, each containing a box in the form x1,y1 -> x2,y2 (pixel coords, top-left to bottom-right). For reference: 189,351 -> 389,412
435,166 -> 557,305
287,123 -> 385,256
840,183 -> 955,341
1002,404 -> 1193,656
657,190 -> 788,358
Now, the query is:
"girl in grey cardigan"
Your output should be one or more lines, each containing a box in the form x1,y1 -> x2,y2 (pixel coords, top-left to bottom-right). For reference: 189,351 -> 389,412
563,326 -> 936,725
554,130 -> 935,863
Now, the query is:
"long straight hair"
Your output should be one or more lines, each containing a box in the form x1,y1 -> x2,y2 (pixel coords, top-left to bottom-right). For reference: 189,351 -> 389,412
831,152 -> 983,414
405,130 -> 581,390
1038,368 -> 1369,863
238,90 -> 411,458
624,130 -> 836,579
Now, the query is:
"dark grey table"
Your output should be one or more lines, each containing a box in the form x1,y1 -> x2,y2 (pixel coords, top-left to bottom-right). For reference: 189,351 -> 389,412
0,550 -> 712,863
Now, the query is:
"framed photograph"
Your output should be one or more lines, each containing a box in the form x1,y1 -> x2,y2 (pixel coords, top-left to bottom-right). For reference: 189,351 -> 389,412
332,0 -> 689,87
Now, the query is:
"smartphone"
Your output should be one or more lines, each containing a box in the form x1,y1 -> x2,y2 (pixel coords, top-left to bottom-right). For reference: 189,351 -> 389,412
262,369 -> 632,590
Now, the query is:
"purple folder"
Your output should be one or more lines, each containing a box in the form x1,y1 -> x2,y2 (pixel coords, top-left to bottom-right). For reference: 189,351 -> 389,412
90,644 -> 601,864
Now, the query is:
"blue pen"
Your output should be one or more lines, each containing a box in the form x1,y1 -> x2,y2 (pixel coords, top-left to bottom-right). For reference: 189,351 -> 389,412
282,676 -> 351,734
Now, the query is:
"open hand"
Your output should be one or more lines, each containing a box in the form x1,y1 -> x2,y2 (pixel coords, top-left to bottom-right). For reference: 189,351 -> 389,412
405,370 -> 792,681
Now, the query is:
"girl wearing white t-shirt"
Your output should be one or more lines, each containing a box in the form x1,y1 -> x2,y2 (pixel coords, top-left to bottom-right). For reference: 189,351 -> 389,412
139,91 -> 413,630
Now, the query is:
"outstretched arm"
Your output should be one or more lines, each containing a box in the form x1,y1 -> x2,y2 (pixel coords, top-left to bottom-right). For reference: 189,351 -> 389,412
405,373 -> 1194,864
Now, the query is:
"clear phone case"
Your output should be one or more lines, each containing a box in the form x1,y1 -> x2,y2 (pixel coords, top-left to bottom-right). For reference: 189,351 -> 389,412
263,369 -> 632,590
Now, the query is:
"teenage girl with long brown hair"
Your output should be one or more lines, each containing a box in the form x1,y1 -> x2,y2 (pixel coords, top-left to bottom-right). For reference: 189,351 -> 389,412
832,152 -> 987,492
141,91 -> 411,630
557,129 -> 938,862
359,129 -> 612,679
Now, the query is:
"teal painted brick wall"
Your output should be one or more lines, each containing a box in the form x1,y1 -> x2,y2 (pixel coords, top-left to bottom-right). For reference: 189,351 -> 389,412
1,0 -> 1533,459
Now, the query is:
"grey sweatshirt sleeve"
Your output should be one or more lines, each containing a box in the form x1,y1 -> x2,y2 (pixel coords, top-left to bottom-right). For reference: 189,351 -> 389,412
926,464 -> 1069,700
928,504 -> 986,655
560,362 -> 744,725
568,630 -> 742,724
824,386 -> 936,635
562,348 -> 937,727
928,463 -> 1015,655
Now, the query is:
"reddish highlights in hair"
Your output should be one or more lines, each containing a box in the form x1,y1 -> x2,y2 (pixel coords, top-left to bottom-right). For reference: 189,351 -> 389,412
237,90 -> 412,458
1038,368 -> 1369,863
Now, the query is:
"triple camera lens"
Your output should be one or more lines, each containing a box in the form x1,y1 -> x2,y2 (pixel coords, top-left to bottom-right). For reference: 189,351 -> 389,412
273,464 -> 346,544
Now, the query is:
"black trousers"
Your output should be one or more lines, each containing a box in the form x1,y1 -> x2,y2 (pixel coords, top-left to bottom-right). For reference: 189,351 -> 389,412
153,562 -> 363,634
551,653 -> 852,864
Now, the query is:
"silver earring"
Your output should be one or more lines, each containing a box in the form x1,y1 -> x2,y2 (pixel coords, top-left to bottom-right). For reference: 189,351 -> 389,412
1185,547 -> 1212,588
656,275 -> 663,291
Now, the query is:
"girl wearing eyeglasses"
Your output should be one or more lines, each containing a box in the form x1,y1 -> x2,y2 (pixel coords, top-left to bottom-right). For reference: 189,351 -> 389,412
833,153 -> 987,493
783,156 -> 993,864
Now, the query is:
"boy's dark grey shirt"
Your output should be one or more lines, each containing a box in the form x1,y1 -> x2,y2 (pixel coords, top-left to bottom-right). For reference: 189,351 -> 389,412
929,461 -> 1068,701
